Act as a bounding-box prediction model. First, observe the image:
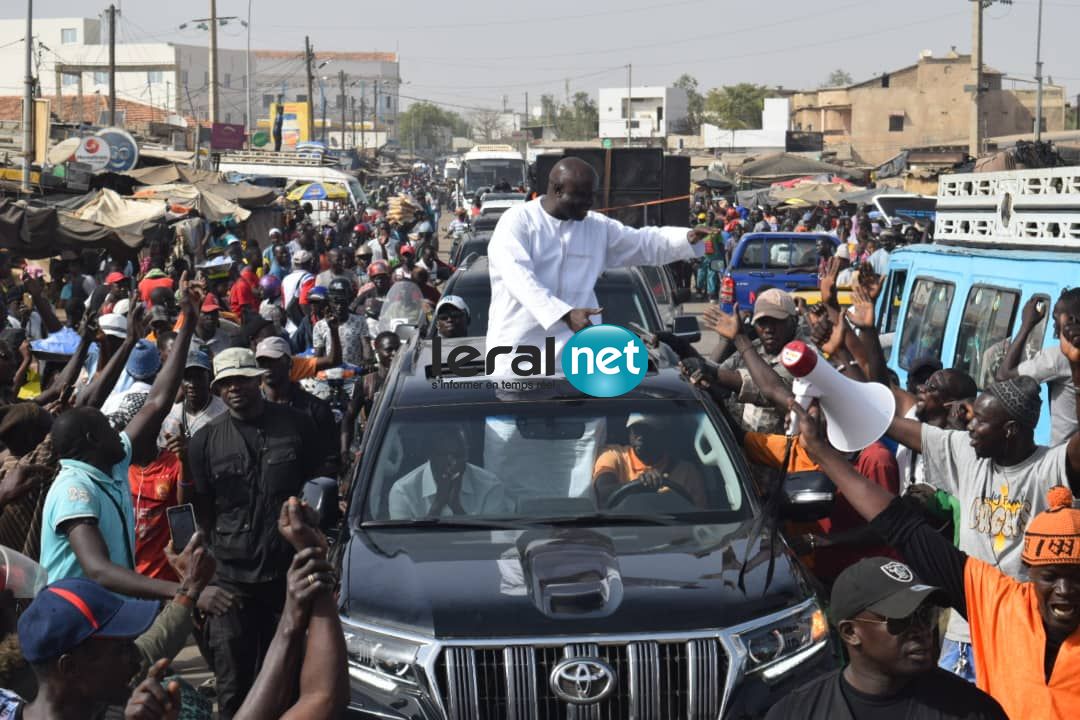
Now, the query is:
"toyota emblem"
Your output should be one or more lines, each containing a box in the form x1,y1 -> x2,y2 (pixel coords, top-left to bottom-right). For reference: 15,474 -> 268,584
549,657 -> 616,705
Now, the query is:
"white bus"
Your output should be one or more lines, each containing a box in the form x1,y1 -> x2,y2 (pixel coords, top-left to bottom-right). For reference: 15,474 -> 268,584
460,144 -> 526,203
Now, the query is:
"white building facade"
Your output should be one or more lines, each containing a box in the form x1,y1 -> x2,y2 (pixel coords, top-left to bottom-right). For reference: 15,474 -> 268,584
598,86 -> 690,140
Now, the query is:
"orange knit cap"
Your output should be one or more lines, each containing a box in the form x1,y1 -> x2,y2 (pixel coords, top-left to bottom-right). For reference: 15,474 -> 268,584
1022,486 -> 1080,566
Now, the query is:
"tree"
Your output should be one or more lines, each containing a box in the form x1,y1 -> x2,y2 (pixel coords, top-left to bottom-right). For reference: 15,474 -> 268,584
556,92 -> 598,140
702,84 -> 769,129
820,69 -> 854,88
397,102 -> 470,154
673,74 -> 705,134
471,109 -> 503,141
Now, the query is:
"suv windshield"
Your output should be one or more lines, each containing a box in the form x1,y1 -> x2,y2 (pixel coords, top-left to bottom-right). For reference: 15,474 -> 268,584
358,399 -> 751,524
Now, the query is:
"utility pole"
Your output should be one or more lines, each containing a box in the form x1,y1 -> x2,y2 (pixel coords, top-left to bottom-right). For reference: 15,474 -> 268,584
350,97 -> 356,149
373,81 -> 380,144
360,82 -> 366,153
626,63 -> 632,147
245,0 -> 252,147
1034,0 -> 1044,141
304,36 -> 314,142
21,0 -> 32,193
208,0 -> 219,124
338,69 -> 347,150
108,4 -> 116,125
969,0 -> 983,158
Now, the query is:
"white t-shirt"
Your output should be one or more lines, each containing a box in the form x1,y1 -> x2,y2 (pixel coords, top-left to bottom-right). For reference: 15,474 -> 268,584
1018,345 -> 1077,445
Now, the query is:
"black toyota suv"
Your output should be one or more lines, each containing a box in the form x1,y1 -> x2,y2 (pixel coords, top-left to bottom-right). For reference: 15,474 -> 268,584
332,337 -> 837,720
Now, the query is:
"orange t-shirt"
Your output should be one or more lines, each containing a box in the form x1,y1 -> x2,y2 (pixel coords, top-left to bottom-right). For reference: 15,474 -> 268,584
592,446 -> 707,506
965,557 -> 1080,719
290,356 -> 318,382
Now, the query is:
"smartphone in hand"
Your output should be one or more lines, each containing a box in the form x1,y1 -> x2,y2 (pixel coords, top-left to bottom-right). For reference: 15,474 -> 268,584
166,504 -> 198,552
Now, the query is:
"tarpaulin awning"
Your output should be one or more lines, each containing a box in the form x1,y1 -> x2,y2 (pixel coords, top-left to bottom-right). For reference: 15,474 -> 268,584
736,153 -> 864,185
69,188 -> 168,245
123,162 -> 277,208
0,197 -> 140,259
771,182 -> 857,205
132,183 -> 251,222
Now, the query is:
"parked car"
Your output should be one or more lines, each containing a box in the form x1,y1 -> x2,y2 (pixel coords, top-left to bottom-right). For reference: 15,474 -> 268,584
725,233 -> 836,309
448,231 -> 493,267
331,339 -> 837,719
436,256 -> 698,343
479,191 -> 527,217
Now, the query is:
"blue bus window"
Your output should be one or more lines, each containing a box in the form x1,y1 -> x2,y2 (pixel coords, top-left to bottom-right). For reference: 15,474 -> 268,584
953,286 -> 1019,388
974,292 -> 1050,388
899,278 -> 955,370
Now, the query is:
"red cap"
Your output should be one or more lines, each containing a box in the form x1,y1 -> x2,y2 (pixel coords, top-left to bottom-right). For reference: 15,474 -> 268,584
201,293 -> 222,313
400,245 -> 415,256
780,340 -> 818,378
105,271 -> 127,284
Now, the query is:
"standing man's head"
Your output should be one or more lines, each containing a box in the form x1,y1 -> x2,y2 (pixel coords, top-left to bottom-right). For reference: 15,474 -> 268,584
1053,288 -> 1080,339
327,248 -> 345,275
545,157 -> 598,221
816,237 -> 834,259
50,407 -> 126,470
355,244 -> 373,274
273,244 -> 291,271
197,294 -> 222,337
182,350 -> 214,413
435,295 -> 470,339
292,249 -> 314,274
968,376 -> 1042,459
373,331 -> 401,367
97,313 -> 127,356
18,578 -> 158,708
255,336 -> 294,389
367,260 -> 392,295
750,289 -> 798,355
912,367 -> 977,427
831,558 -> 944,682
104,271 -> 128,300
1022,487 -> 1080,637
212,348 -> 267,419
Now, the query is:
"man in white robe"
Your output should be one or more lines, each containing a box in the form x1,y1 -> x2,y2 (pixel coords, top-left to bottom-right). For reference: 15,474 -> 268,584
486,157 -> 707,377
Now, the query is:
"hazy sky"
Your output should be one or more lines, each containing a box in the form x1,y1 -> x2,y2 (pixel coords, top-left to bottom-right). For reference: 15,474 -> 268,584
4,0 -> 1078,117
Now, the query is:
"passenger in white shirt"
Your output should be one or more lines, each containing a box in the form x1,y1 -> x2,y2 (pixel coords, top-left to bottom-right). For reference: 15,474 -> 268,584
485,157 -> 707,375
388,429 -> 511,518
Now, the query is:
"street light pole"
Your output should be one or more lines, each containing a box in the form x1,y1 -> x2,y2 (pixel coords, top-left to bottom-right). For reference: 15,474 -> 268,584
21,0 -> 32,193
245,0 -> 252,146
1034,0 -> 1044,141
208,0 -> 219,125
970,0 -> 984,158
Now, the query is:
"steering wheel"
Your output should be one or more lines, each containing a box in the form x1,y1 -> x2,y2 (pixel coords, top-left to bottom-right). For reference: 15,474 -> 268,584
604,477 -> 695,509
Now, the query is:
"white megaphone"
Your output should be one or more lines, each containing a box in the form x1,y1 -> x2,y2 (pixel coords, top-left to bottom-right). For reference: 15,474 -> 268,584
779,340 -> 896,453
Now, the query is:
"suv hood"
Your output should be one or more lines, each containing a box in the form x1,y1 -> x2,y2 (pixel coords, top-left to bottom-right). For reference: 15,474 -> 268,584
340,523 -> 811,639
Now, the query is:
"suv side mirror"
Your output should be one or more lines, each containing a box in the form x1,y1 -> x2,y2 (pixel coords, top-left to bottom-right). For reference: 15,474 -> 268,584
671,315 -> 701,343
780,471 -> 835,522
709,258 -> 727,273
301,477 -> 341,531
672,287 -> 691,305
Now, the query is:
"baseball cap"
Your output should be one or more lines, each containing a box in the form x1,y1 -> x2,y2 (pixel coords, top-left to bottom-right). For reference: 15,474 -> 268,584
211,347 -> 266,386
625,413 -> 662,429
98,313 -> 127,339
201,294 -> 222,313
268,228 -> 283,238
105,271 -> 126,285
18,578 -> 158,664
185,349 -> 212,373
292,249 -> 313,267
111,298 -> 131,317
255,336 -> 293,360
829,557 -> 944,624
751,288 -> 796,324
436,294 -> 470,319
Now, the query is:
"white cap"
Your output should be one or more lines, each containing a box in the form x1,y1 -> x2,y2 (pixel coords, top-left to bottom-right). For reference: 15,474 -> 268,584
435,294 -> 470,320
111,298 -> 131,316
292,249 -> 313,266
836,244 -> 851,260
98,313 -> 127,339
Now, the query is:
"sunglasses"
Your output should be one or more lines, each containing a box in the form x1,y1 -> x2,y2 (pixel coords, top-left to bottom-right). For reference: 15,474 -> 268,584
852,604 -> 939,636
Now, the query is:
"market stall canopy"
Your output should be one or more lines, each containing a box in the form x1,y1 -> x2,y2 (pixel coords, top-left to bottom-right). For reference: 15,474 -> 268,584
69,188 -> 168,245
691,169 -> 735,191
736,153 -> 864,186
123,162 -> 276,208
286,182 -> 348,202
0,198 -> 140,259
771,182 -> 855,205
132,183 -> 251,222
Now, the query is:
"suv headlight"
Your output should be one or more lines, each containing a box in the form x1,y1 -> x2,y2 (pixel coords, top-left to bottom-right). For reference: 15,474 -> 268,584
734,603 -> 829,682
341,620 -> 428,691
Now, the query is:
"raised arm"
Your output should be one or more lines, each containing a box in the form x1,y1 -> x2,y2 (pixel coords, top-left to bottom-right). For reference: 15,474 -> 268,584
23,273 -> 63,335
601,216 -> 707,269
313,315 -> 341,371
704,303 -> 794,410
125,274 -> 200,466
1060,323 -> 1080,490
76,306 -> 143,409
996,296 -> 1045,381
33,317 -> 95,406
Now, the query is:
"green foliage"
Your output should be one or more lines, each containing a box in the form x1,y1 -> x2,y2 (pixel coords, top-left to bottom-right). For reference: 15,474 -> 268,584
398,102 -> 470,152
702,84 -> 769,129
538,92 -> 598,140
821,69 -> 854,88
673,74 -> 705,134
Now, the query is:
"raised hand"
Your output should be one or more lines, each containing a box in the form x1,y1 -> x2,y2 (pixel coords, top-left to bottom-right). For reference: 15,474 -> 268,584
703,302 -> 741,341
857,265 -> 884,302
278,496 -> 329,553
1061,322 -> 1080,365
848,284 -> 877,330
124,658 -> 181,720
1021,295 -> 1047,329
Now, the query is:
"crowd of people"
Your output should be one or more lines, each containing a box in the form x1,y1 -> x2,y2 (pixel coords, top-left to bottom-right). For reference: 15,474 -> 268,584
0,149 -> 1077,719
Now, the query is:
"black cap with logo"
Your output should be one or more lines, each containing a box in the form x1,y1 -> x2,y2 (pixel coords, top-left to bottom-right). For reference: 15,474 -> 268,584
829,556 -> 945,624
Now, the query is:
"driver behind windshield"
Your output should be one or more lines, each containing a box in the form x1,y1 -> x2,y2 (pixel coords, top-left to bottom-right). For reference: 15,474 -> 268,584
592,414 -> 707,507
389,427 -> 512,518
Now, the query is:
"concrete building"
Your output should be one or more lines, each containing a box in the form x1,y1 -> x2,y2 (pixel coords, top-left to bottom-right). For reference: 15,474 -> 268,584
0,17 -> 248,127
598,86 -> 690,140
702,98 -> 791,153
791,50 -> 1067,164
253,50 -> 400,144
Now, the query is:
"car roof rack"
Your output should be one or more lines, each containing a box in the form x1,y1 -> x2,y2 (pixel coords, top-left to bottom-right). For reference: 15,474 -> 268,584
936,167 -> 1080,250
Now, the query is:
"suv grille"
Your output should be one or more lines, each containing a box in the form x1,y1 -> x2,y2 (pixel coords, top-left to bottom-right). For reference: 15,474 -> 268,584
434,638 -> 727,720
